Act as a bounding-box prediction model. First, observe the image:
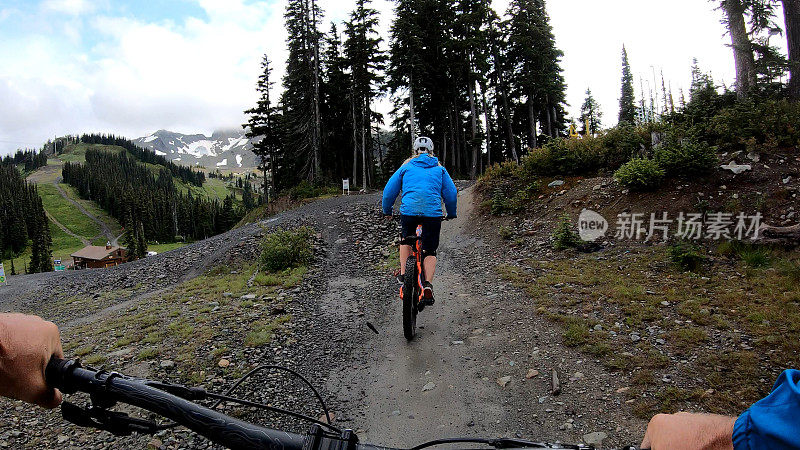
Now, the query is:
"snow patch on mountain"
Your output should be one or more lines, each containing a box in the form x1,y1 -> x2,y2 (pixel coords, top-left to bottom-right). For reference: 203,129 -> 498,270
133,129 -> 259,169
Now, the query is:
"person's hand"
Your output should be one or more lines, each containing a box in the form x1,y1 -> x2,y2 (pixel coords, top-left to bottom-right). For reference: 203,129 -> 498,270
0,314 -> 64,408
641,412 -> 736,450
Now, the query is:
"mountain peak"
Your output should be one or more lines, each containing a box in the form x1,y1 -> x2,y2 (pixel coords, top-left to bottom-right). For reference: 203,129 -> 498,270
134,130 -> 257,169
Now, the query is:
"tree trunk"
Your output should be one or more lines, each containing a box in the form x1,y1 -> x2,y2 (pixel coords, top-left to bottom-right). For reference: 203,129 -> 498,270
481,86 -> 492,169
311,0 -> 322,180
468,76 -> 479,180
441,130 -> 447,169
784,0 -> 800,99
758,223 -> 800,245
453,103 -> 461,175
545,94 -> 553,137
722,0 -> 757,97
351,90 -> 358,187
527,97 -> 537,149
498,76 -> 517,163
410,75 -> 417,145
361,99 -> 368,190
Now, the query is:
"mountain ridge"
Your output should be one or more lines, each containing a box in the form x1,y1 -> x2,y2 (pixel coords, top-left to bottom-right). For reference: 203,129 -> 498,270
134,129 -> 259,170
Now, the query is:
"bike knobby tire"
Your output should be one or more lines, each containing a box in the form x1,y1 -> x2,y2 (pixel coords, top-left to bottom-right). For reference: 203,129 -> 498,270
402,256 -> 418,341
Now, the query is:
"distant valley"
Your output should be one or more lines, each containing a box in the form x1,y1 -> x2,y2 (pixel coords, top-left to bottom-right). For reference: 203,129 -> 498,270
133,129 -> 259,170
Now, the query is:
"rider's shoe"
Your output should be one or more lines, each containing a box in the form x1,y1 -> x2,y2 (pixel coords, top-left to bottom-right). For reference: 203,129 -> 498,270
397,273 -> 405,285
422,281 -> 435,305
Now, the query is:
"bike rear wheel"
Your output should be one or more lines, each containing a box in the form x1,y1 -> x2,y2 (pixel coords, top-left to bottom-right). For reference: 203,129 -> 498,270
402,255 -> 418,341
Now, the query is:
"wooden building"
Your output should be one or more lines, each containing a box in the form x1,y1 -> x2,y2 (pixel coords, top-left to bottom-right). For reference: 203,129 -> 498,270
71,245 -> 128,270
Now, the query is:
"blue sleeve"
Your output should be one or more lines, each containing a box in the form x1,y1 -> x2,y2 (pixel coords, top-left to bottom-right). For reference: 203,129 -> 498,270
441,167 -> 457,218
382,167 -> 404,215
733,369 -> 800,450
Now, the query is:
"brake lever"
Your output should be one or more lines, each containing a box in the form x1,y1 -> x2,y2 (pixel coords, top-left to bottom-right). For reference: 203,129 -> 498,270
61,401 -> 160,436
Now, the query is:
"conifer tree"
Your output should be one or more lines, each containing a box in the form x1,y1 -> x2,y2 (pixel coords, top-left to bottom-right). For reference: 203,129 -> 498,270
721,0 -> 757,96
245,55 -> 281,198
136,220 -> 147,259
507,0 -> 567,143
618,46 -> 637,124
344,0 -> 386,189
322,23 -> 356,181
282,0 -> 324,184
579,88 -> 602,135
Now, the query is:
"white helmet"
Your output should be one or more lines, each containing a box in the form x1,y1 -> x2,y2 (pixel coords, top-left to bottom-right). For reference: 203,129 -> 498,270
413,136 -> 434,155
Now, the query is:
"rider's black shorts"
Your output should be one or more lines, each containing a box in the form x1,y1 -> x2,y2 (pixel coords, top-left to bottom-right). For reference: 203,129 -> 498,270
400,215 -> 442,256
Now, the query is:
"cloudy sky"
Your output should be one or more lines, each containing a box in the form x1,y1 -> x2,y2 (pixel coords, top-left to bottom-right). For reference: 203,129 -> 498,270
0,0 -> 788,155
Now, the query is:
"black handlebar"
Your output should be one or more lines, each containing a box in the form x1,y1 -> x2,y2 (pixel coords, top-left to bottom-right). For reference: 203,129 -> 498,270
47,357 -> 311,450
46,357 -> 643,450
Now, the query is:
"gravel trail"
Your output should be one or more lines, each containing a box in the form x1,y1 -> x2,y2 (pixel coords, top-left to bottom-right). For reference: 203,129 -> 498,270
0,187 -> 645,449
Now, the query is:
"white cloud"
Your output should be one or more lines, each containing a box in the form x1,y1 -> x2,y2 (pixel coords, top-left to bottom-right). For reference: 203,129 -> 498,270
41,0 -> 96,15
0,0 -> 789,154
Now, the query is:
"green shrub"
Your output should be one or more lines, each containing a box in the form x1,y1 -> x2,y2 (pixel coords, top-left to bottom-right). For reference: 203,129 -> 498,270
709,99 -> 800,152
719,241 -> 772,268
522,137 -> 606,176
669,241 -> 706,272
653,137 -> 718,177
288,181 -> 338,200
552,215 -> 583,250
598,124 -> 649,165
478,161 -> 539,216
260,227 -> 314,272
614,158 -> 665,192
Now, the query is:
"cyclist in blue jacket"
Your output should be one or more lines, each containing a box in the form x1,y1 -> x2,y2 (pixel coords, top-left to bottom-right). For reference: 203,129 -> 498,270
382,136 -> 457,304
641,369 -> 800,449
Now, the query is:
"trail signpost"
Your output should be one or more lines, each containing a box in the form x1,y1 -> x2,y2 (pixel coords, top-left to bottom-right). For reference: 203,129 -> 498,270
0,263 -> 6,285
343,178 -> 350,195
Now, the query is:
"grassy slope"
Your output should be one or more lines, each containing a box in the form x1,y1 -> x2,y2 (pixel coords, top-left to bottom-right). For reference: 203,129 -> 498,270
37,184 -> 101,238
6,144 -> 238,273
58,183 -> 123,237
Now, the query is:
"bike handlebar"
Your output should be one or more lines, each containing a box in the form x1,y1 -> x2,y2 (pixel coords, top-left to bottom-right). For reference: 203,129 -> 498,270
47,357 -> 325,450
46,357 -> 643,450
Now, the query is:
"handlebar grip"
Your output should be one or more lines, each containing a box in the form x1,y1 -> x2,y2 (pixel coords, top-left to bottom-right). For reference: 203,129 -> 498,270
46,356 -> 78,393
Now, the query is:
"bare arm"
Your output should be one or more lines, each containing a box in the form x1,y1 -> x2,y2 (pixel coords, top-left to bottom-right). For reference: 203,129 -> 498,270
641,413 -> 735,450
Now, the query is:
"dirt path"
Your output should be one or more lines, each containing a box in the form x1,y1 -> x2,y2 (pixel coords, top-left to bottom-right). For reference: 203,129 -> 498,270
53,177 -> 116,245
323,188 -> 645,449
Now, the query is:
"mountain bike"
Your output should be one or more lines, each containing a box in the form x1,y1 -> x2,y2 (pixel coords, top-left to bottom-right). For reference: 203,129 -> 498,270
45,357 -> 644,450
400,223 -> 424,341
399,217 -> 449,341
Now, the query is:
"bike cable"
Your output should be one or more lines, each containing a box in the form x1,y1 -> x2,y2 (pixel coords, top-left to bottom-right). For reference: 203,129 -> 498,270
209,364 -> 335,428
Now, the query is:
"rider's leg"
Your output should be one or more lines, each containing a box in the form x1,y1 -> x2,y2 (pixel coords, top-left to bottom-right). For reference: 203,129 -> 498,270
399,245 -> 411,274
423,255 -> 437,282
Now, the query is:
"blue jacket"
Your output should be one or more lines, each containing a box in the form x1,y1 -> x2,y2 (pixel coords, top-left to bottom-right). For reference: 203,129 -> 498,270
382,155 -> 458,218
733,369 -> 800,449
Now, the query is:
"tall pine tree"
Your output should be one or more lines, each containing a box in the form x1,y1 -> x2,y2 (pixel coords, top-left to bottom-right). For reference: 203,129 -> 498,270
507,0 -> 568,144
618,46 -> 637,124
344,0 -> 386,189
245,55 -> 282,198
282,0 -> 324,184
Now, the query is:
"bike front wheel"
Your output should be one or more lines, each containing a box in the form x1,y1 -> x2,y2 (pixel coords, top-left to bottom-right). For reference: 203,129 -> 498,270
402,255 -> 418,341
